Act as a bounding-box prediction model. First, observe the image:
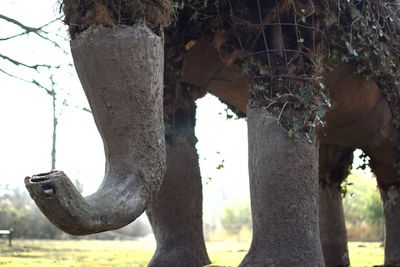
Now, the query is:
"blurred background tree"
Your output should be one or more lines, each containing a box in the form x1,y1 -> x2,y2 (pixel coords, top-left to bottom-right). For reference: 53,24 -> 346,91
221,199 -> 251,237
0,184 -> 151,240
216,170 -> 384,243
342,173 -> 383,241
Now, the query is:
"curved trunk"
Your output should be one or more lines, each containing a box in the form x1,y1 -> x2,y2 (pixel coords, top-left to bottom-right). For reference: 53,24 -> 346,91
380,185 -> 400,266
25,25 -> 166,235
240,106 -> 325,267
319,184 -> 350,267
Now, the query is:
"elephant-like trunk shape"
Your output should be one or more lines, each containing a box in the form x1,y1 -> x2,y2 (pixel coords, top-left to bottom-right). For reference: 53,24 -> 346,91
25,24 -> 166,235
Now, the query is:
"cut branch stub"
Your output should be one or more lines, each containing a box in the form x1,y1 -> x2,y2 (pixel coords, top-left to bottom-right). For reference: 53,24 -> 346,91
25,24 -> 166,235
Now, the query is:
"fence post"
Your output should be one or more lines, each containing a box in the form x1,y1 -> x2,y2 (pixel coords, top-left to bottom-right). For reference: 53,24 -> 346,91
8,228 -> 13,247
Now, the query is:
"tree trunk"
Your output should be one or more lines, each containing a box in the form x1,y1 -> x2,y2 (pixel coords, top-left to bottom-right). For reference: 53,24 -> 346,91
147,139 -> 210,267
240,106 -> 325,267
380,185 -> 400,266
25,25 -> 166,235
144,29 -> 210,266
319,183 -> 350,267
146,76 -> 210,266
318,144 -> 352,267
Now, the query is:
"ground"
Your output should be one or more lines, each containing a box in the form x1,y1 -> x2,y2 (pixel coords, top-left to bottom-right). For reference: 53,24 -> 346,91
0,239 -> 384,266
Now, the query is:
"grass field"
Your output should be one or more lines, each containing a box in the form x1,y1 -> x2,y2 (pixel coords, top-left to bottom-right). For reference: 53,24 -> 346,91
0,239 -> 383,267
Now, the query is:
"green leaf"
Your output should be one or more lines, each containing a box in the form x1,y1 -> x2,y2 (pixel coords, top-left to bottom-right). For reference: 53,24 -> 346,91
345,41 -> 358,57
251,84 -> 264,92
260,67 -> 270,75
241,62 -> 250,75
305,132 -> 313,144
288,129 -> 294,139
216,159 -> 225,170
316,109 -> 326,118
351,7 -> 361,20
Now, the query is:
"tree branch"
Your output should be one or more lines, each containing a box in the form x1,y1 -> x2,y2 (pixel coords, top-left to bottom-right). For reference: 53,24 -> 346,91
0,53 -> 54,70
0,14 -> 68,54
0,14 -> 39,33
0,68 -> 53,96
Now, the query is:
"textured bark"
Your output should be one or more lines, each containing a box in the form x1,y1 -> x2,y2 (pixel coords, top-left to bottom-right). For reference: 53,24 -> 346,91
318,144 -> 352,267
25,25 -> 166,235
319,184 -> 350,267
240,106 -> 325,267
147,140 -> 210,267
380,185 -> 400,266
144,28 -> 210,266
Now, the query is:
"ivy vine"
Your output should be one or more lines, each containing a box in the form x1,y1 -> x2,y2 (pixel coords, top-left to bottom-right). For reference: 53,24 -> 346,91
325,0 -> 400,174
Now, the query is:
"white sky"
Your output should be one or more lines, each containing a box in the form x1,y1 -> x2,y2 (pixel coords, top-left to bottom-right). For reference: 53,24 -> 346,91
0,0 -> 374,220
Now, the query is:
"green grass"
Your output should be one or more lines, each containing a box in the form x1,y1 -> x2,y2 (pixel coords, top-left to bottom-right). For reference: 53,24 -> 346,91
348,242 -> 384,267
0,239 -> 383,266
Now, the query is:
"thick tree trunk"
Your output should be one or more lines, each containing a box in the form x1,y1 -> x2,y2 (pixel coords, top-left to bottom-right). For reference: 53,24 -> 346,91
318,144 -> 352,267
144,29 -> 210,266
380,185 -> 400,266
240,106 -> 325,267
147,139 -> 210,267
25,25 -> 166,235
319,184 -> 350,267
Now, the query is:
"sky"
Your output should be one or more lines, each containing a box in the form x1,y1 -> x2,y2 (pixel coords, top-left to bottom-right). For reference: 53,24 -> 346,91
0,0 -> 375,222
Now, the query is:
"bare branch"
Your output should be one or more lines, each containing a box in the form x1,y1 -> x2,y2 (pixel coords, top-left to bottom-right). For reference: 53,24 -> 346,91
0,68 -> 53,96
0,14 -> 39,33
0,14 -> 60,36
0,14 -> 68,54
60,98 -> 92,113
69,103 -> 92,113
0,32 -> 32,41
0,53 -> 55,70
33,29 -> 69,55
32,79 -> 55,96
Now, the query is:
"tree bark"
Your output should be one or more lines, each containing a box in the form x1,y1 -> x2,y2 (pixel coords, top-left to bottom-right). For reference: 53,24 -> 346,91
380,185 -> 400,266
318,144 -> 352,267
143,28 -> 210,266
147,139 -> 210,267
25,24 -> 166,235
240,106 -> 325,267
319,183 -> 350,267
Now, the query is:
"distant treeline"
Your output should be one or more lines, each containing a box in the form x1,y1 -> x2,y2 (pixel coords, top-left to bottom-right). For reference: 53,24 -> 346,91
217,173 -> 384,242
342,174 -> 384,241
0,173 -> 383,242
0,185 -> 151,240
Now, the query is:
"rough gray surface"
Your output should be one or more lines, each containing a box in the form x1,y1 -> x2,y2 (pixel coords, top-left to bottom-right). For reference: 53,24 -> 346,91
147,140 -> 210,267
319,184 -> 350,267
25,24 -> 166,235
318,144 -> 351,267
240,106 -> 325,267
381,186 -> 400,266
